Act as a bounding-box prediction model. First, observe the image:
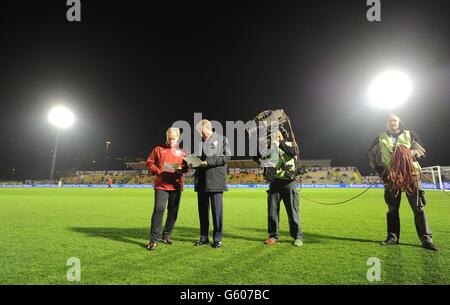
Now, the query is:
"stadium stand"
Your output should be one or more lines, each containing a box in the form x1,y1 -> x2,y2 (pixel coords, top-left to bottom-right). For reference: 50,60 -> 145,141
121,159 -> 363,185
3,159 -> 448,187
2,159 -> 369,185
23,158 -> 353,185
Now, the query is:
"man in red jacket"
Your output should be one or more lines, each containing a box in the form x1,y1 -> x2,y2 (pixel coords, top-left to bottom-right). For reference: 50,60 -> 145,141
146,127 -> 189,251
106,177 -> 113,189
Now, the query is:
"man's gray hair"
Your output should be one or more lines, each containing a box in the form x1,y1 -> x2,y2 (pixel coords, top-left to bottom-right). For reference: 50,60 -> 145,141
196,119 -> 212,133
386,114 -> 401,122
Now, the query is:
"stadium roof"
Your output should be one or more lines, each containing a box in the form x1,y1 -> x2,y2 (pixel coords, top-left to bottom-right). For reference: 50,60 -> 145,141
126,160 -> 261,169
300,159 -> 333,167
228,160 -> 259,169
125,162 -> 147,170
126,159 -> 333,170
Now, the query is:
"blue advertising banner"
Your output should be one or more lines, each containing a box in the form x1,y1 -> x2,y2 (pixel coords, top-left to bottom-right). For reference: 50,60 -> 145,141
1,183 -> 449,189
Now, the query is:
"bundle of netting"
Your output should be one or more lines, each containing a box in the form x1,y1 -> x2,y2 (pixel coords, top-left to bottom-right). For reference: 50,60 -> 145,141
388,144 -> 419,195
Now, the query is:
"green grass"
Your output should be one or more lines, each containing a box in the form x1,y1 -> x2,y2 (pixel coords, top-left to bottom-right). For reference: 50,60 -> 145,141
0,188 -> 449,284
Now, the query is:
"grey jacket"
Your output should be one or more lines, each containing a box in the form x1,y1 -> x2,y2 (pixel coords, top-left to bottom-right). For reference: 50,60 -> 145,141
194,132 -> 231,192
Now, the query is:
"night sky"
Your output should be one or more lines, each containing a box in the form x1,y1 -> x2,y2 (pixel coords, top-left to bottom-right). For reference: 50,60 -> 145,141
0,0 -> 449,180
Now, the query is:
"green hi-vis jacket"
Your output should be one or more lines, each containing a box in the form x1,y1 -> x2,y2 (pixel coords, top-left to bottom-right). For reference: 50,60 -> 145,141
267,141 -> 298,180
378,130 -> 421,174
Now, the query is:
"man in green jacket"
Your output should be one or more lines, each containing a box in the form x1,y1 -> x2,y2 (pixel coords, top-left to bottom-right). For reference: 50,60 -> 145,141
263,131 -> 303,247
368,114 -> 438,251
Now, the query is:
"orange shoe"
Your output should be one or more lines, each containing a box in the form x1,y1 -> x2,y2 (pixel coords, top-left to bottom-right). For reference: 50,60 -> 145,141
264,237 -> 278,245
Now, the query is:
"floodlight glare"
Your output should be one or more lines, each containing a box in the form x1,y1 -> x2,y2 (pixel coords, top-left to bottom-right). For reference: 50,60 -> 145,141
48,106 -> 75,129
48,105 -> 75,181
368,70 -> 413,109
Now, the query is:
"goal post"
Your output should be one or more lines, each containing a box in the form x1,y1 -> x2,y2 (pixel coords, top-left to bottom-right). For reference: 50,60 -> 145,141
421,166 -> 450,190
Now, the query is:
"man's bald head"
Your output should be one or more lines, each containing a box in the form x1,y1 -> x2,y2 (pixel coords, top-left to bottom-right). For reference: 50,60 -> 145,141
385,114 -> 402,134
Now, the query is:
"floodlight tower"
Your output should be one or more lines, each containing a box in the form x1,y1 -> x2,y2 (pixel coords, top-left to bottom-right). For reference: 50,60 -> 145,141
104,141 -> 111,173
368,70 -> 413,113
48,106 -> 75,181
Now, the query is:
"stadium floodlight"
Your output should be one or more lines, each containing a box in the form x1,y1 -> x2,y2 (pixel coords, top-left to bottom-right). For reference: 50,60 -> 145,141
48,106 -> 75,129
48,106 -> 75,181
104,141 -> 111,173
368,70 -> 413,111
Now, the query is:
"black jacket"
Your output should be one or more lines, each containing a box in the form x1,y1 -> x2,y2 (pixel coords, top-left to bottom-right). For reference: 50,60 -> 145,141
194,132 -> 231,192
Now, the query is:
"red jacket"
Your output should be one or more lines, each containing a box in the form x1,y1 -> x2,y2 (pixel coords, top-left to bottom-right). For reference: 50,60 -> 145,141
147,144 -> 188,191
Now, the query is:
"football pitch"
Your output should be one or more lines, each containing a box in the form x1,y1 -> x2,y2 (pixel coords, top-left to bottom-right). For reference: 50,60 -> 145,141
0,188 -> 448,285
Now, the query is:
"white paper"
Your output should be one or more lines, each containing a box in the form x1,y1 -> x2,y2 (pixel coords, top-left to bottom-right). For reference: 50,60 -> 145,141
184,154 -> 203,168
163,163 -> 180,172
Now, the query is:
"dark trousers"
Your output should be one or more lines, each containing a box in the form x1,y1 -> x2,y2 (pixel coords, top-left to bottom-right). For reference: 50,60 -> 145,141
197,191 -> 223,243
384,187 -> 432,243
268,181 -> 302,240
149,189 -> 181,242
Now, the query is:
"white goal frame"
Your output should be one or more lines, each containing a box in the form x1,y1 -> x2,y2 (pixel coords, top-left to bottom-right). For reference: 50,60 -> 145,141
421,166 -> 450,190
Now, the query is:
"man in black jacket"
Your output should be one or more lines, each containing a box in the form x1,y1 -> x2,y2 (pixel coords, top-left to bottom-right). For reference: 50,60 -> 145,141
193,119 -> 231,248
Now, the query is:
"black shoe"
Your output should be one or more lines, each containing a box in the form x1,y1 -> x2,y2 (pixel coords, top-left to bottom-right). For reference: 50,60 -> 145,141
211,241 -> 222,248
380,238 -> 399,246
422,242 -> 438,251
162,235 -> 172,245
194,239 -> 209,246
147,241 -> 157,251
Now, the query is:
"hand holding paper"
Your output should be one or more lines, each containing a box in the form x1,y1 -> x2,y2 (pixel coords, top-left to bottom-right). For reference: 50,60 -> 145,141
184,154 -> 203,168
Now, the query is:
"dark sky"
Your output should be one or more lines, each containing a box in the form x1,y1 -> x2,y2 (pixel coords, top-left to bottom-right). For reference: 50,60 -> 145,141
0,0 -> 449,179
